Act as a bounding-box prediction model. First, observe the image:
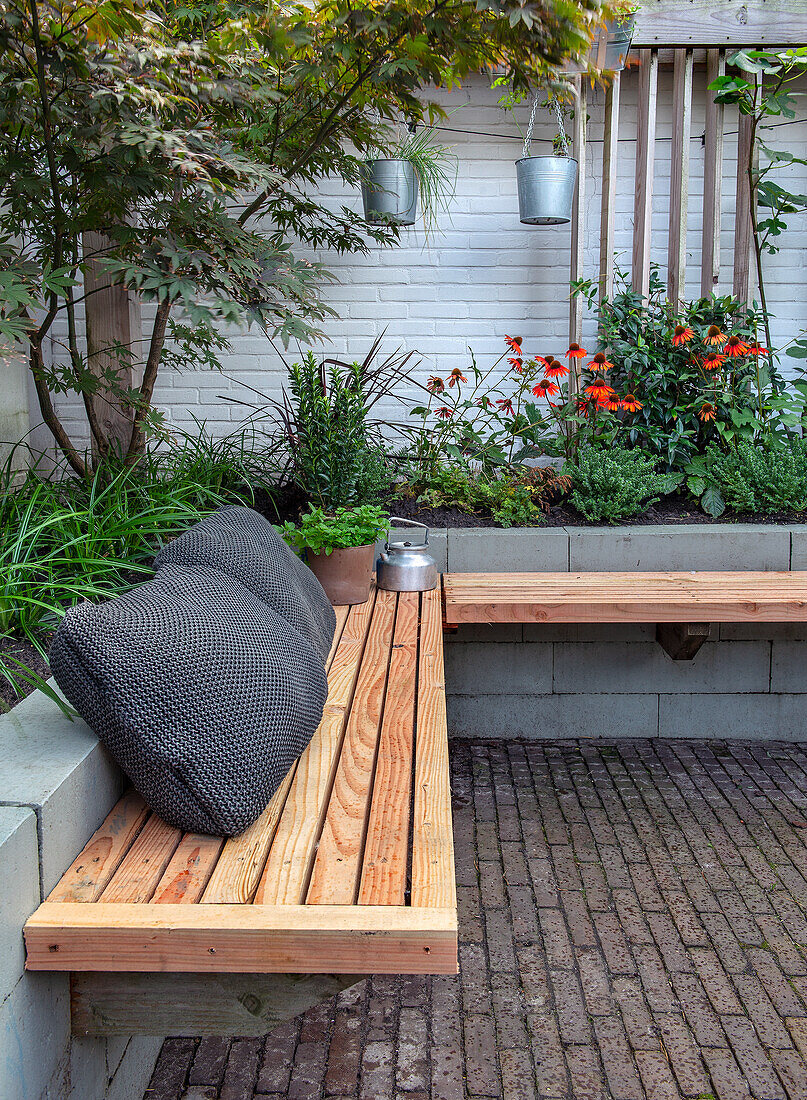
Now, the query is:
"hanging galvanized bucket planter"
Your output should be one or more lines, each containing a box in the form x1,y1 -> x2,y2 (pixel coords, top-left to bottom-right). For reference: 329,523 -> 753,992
361,158 -> 418,226
563,15 -> 635,73
516,97 -> 578,226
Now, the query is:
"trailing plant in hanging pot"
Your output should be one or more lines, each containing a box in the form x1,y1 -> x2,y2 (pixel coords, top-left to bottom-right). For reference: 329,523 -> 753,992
516,97 -> 578,226
361,128 -> 457,232
563,1 -> 638,73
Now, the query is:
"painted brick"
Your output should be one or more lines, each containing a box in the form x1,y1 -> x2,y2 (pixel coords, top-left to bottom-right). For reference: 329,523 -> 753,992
658,693 -> 807,740
447,528 -> 569,572
552,641 -> 770,694
445,642 -> 552,695
0,807 -> 39,1000
446,692 -> 657,739
568,524 -> 792,572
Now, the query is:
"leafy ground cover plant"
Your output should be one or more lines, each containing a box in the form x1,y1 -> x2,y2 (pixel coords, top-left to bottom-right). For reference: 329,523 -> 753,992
691,440 -> 807,516
564,447 -> 681,523
405,464 -> 570,528
278,506 -> 389,554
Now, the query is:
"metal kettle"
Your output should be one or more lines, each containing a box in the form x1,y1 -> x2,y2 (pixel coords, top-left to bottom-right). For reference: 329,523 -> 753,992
376,518 -> 438,593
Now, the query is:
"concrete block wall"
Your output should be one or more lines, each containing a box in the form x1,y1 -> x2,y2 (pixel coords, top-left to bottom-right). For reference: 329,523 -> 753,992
0,692 -> 162,1100
441,524 -> 807,741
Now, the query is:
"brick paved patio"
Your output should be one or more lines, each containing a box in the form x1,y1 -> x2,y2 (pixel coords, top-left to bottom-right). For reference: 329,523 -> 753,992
144,738 -> 807,1100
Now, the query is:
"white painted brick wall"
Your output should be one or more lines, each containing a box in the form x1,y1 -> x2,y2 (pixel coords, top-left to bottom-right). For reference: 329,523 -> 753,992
31,68 -> 807,452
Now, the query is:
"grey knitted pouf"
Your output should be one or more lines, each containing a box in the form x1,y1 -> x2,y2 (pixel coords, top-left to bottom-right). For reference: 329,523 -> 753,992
50,508 -> 336,836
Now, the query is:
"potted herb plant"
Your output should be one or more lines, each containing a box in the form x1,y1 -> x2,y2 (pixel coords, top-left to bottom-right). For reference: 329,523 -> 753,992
278,506 -> 389,605
362,128 -> 456,232
516,97 -> 577,226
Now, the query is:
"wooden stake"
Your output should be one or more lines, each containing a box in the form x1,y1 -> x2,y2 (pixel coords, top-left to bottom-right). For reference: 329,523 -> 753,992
701,50 -> 726,297
668,49 -> 694,309
632,50 -> 659,300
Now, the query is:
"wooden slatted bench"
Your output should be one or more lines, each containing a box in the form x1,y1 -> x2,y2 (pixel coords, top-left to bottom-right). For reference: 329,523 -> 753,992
24,586 -> 456,1037
443,571 -> 807,659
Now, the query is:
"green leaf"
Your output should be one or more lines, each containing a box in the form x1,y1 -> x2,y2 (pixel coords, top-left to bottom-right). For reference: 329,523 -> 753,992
700,486 -> 726,518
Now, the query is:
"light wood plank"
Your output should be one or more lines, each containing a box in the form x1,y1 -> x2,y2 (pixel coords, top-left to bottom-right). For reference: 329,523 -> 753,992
569,76 -> 587,366
307,590 -> 398,905
25,902 -> 458,974
411,588 -> 456,910
47,791 -> 149,903
599,72 -> 621,305
632,49 -> 659,300
151,834 -> 226,904
71,971 -> 364,1037
202,765 -> 297,904
99,816 -> 182,903
255,592 -> 378,905
668,49 -> 694,309
701,49 -> 726,297
632,1 -> 807,48
734,70 -> 758,303
358,592 -> 419,906
327,604 -> 350,672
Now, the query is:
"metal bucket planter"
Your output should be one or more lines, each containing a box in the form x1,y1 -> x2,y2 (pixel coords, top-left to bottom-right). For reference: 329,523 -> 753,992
564,15 -> 635,72
516,156 -> 578,225
361,159 -> 418,226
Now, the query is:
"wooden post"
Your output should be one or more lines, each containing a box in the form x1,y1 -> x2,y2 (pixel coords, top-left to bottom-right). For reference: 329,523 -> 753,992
569,75 -> 587,386
733,70 -> 759,304
82,231 -> 142,459
668,49 -> 694,310
599,72 -> 621,306
632,49 -> 659,300
701,49 -> 726,298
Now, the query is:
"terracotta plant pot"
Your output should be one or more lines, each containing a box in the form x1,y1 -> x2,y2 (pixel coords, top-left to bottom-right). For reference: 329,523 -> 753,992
306,543 -> 376,605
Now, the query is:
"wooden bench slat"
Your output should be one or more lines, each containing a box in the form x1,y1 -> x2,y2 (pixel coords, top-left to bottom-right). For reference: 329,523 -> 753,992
100,816 -> 183,903
307,590 -> 398,905
358,592 -> 419,906
255,590 -> 378,905
47,791 -> 150,903
151,834 -> 226,904
411,588 -> 456,910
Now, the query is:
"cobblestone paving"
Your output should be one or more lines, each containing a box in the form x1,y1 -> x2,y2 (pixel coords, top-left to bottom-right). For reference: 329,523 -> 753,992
145,738 -> 807,1100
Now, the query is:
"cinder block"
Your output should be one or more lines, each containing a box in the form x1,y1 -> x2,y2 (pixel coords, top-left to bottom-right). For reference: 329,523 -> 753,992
658,694 -> 807,740
789,527 -> 807,569
447,527 -> 569,572
771,643 -> 807,692
446,692 -> 657,739
552,641 -> 770,694
523,622 -> 655,643
719,623 -> 807,642
0,688 -> 124,895
446,623 -> 524,643
105,1037 -> 164,1100
0,971 -> 70,1100
444,642 -> 552,695
428,528 -> 448,573
568,525 -> 791,572
0,807 -> 39,999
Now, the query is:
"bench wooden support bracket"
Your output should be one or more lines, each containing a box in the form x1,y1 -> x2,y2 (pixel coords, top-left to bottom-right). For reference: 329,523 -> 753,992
655,622 -> 713,661
70,971 -> 365,1037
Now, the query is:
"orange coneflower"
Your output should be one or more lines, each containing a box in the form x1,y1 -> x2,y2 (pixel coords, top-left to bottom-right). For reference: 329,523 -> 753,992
584,377 -> 616,405
698,402 -> 716,422
544,358 -> 569,379
566,343 -> 588,360
575,395 -> 592,417
672,324 -> 695,346
427,375 -> 445,393
589,352 -> 615,372
436,406 -> 452,419
504,335 -> 522,354
705,325 -> 727,346
700,352 -> 726,371
532,380 -> 560,399
508,357 -> 524,372
724,335 -> 750,358
748,343 -> 769,357
496,398 -> 515,417
448,367 -> 467,387
622,393 -> 643,413
605,392 -> 622,412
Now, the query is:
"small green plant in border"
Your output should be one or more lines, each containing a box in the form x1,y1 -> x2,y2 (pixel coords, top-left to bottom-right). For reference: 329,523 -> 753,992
405,465 -> 570,528
278,506 -> 389,556
689,440 -> 807,517
564,447 -> 681,524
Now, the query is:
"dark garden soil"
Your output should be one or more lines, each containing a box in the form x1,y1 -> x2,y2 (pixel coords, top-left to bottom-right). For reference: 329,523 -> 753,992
0,635 -> 50,712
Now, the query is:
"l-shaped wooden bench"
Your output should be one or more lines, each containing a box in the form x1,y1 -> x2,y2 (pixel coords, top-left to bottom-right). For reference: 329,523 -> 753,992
24,586 -> 456,1037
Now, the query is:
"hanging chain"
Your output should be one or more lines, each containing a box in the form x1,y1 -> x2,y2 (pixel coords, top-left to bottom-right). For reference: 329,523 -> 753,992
522,93 -> 570,159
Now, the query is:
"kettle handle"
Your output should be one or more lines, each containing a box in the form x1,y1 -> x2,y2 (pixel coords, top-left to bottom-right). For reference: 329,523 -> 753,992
388,516 -> 429,547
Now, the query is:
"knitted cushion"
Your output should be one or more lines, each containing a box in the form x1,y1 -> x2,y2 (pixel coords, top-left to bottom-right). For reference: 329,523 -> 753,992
50,511 -> 336,837
154,505 -> 336,663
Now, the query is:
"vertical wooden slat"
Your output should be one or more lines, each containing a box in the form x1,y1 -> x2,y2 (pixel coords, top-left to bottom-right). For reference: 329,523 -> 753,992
632,49 -> 659,300
701,49 -> 726,298
734,70 -> 759,303
599,72 -> 621,305
668,49 -> 694,309
569,76 -> 587,384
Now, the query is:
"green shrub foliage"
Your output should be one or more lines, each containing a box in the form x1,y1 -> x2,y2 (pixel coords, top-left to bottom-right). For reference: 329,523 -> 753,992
705,440 -> 807,514
565,447 -> 680,524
